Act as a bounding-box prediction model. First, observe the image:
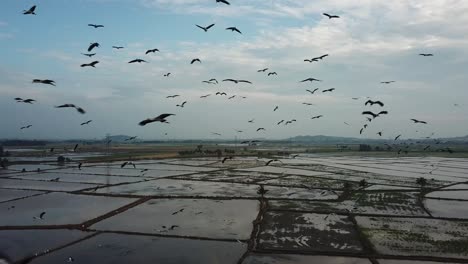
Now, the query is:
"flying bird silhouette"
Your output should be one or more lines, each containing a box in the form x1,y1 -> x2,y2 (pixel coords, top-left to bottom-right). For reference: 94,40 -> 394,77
128,59 -> 147,63
268,72 -> 277,76
20,125 -> 32,130
80,120 -> 92,126
216,0 -> 230,5
211,132 -> 222,136
362,111 -> 388,118
23,5 -> 37,15
33,79 -> 55,86
88,24 -> 104,28
365,100 -> 384,107
323,13 -> 340,19
226,27 -> 242,34
55,104 -> 86,114
257,68 -> 268,72
196,23 -> 215,32
166,95 -> 180,98
304,58 -> 319,63
265,159 -> 280,166
81,53 -> 96,57
311,115 -> 323,119
228,95 -> 236,99
257,128 -> 266,132
322,88 -> 335,93
81,61 -> 99,67
163,73 -> 171,77
377,132 -> 383,136
121,161 -> 136,169
200,94 -> 211,98
112,46 -> 124,49
302,102 -> 314,106
306,88 -> 319,94
176,101 -> 187,107
419,53 -> 434,56
125,136 -> 137,141
273,106 -> 279,111
88,42 -> 100,52
301,78 -> 322,82
277,120 -> 285,125
146,48 -> 160,54
139,114 -> 175,126
216,92 -> 227,96
73,144 -> 79,152
381,81 -> 395,84
395,134 -> 402,140
191,58 -> 201,64
411,119 -> 427,124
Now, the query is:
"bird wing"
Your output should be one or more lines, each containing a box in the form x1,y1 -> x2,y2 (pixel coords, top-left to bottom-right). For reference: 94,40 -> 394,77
222,79 -> 237,83
238,80 -> 252,84
195,24 -> 205,30
362,111 -> 377,117
206,24 -> 215,29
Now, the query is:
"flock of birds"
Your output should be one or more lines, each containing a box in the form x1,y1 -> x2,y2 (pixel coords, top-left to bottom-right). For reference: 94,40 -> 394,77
15,3 -> 458,156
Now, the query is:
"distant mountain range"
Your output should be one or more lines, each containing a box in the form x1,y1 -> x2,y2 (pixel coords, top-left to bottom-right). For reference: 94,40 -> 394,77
288,135 -> 468,144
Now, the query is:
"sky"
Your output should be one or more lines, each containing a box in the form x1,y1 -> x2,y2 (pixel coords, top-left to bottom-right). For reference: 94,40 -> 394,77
1,0 -> 468,140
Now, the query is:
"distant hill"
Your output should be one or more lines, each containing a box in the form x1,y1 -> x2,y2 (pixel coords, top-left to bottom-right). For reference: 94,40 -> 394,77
288,135 -> 384,144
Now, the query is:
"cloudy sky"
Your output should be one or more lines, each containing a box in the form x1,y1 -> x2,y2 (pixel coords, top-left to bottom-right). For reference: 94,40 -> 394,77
1,0 -> 467,140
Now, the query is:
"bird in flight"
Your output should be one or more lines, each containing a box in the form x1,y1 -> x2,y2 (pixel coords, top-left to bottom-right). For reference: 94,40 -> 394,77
268,72 -> 277,76
362,111 -> 388,119
121,161 -> 136,169
33,79 -> 55,86
304,58 -> 319,63
419,53 -> 434,57
226,27 -> 242,34
302,102 -> 314,106
176,101 -> 187,108
228,95 -> 236,99
211,132 -> 222,136
196,24 -> 215,32
15,98 -> 36,104
88,24 -> 104,28
277,120 -> 285,125
311,115 -> 323,119
301,78 -> 322,82
129,59 -> 147,63
222,156 -> 233,163
273,106 -> 279,111
80,120 -> 92,126
395,134 -> 402,140
216,0 -> 230,5
216,92 -> 227,96
248,119 -> 255,123
200,94 -> 211,98
323,13 -> 340,19
88,42 -> 100,52
365,100 -> 384,107
257,68 -> 268,72
191,58 -> 201,64
265,159 -> 280,166
222,79 -> 252,84
166,95 -> 180,98
125,136 -> 137,141
257,128 -> 266,132
81,53 -> 96,57
81,61 -> 99,68
377,132 -> 383,136
139,113 -> 175,126
381,81 -> 395,84
20,125 -> 32,130
112,46 -> 125,50
306,88 -> 319,94
55,104 -> 86,114
146,48 -> 160,54
322,88 -> 335,93
411,119 -> 427,124
73,144 -> 79,152
23,5 -> 37,15
163,73 -> 171,77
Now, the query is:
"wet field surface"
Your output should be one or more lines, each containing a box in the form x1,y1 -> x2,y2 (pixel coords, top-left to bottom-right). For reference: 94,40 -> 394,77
1,155 -> 468,263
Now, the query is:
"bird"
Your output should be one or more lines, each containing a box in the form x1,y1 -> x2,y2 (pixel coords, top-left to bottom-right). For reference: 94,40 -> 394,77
145,48 -> 160,54
302,102 -> 314,106
360,128 -> 364,134
216,0 -> 230,5
304,58 -> 319,63
176,101 -> 187,107
226,27 -> 242,34
322,88 -> 335,93
311,115 -> 323,119
112,46 -> 124,49
363,124 -> 368,129
88,42 -> 100,52
306,88 -> 319,94
362,111 -> 388,119
411,119 -> 427,124
125,136 -> 137,141
128,59 -> 147,63
257,68 -> 268,72
33,79 -> 55,86
81,61 -> 99,67
78,163 -> 83,170
377,132 -> 383,136
268,72 -> 277,76
196,24 -> 215,32
211,132 -> 221,136
234,129 -> 243,133
257,128 -> 266,132
200,94 -> 211,98
15,98 -> 35,104
88,24 -> 104,28
139,114 -> 175,126
273,106 -> 279,111
166,95 -> 180,98
55,104 -> 86,114
81,53 -> 96,57
23,5 -> 37,15
265,159 -> 280,166
80,120 -> 92,126
228,95 -> 236,99
248,119 -> 255,123
121,161 -> 136,169
285,121 -> 293,125
419,53 -> 434,56
323,13 -> 340,19
222,157 -> 233,163
216,92 -> 227,96
163,73 -> 171,77
344,122 -> 350,126
365,100 -> 384,107
191,58 -> 201,64
301,78 -> 322,82
73,144 -> 79,152
208,78 -> 218,84
277,120 -> 285,125
171,208 -> 184,215
381,81 -> 395,84
317,54 -> 329,60
395,135 -> 402,140
20,125 -> 32,130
